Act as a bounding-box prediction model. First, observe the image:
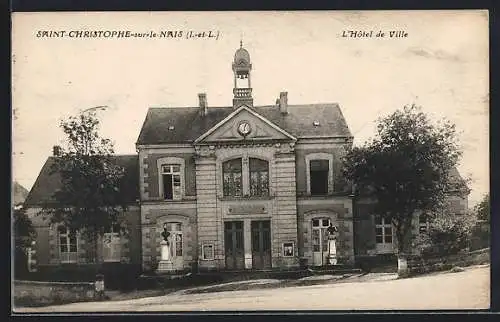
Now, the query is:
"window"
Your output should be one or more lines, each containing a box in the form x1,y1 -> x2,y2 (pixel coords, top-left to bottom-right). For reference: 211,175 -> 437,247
58,226 -> 77,263
103,224 -> 121,262
160,164 -> 182,200
375,216 -> 394,253
157,157 -> 185,201
310,160 -> 329,195
223,158 -> 243,197
164,222 -> 183,257
419,215 -> 431,234
249,158 -> 269,196
202,244 -> 215,260
282,242 -> 295,257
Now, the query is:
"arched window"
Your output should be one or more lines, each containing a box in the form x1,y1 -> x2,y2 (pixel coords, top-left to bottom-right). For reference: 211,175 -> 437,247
223,158 -> 243,197
249,158 -> 269,196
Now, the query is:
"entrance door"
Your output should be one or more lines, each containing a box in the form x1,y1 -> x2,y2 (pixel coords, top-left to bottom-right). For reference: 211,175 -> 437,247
312,218 -> 331,266
251,220 -> 272,270
224,221 -> 245,270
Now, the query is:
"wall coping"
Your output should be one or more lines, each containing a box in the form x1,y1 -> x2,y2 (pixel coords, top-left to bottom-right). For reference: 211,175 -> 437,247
14,280 -> 94,286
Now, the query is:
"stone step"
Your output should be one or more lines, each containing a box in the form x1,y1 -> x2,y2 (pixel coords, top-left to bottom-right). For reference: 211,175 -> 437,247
307,267 -> 363,275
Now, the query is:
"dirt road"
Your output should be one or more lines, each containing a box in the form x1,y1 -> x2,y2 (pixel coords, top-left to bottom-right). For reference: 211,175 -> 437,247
14,265 -> 490,312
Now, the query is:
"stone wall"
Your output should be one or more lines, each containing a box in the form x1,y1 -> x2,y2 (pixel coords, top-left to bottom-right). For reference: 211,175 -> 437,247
26,206 -> 141,268
272,153 -> 299,268
13,280 -> 97,308
140,204 -> 197,271
407,248 -> 490,276
142,152 -> 197,199
297,198 -> 354,266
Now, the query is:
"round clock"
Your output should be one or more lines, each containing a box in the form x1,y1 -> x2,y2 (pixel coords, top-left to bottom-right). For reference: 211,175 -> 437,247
237,121 -> 252,136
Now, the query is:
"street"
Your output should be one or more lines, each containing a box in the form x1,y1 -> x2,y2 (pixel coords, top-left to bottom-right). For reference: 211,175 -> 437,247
14,265 -> 490,312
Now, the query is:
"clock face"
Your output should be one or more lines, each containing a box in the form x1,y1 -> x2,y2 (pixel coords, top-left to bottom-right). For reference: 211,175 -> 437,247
238,121 -> 251,136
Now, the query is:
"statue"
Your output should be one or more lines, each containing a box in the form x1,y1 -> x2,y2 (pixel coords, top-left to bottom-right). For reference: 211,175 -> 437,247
161,224 -> 170,245
159,224 -> 173,263
326,222 -> 339,265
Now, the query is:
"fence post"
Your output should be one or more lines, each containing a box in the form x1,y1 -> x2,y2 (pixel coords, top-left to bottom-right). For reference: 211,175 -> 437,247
95,274 -> 105,300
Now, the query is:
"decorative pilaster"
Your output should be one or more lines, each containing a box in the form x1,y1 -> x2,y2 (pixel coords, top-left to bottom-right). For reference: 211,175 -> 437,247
48,224 -> 58,264
195,152 -> 219,269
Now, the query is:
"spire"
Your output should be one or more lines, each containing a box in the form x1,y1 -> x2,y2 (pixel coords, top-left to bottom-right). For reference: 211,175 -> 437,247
232,41 -> 253,108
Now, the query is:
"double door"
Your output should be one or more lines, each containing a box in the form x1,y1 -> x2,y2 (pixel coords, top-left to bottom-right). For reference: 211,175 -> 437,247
224,220 -> 272,270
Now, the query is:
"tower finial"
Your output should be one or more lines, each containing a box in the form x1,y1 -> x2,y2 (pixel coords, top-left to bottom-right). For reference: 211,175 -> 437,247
240,39 -> 243,48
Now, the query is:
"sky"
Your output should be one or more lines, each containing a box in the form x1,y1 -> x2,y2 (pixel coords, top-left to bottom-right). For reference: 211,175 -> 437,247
12,11 -> 489,206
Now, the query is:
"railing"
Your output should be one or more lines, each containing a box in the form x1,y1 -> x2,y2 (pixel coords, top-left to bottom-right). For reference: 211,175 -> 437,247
233,88 -> 252,98
60,252 -> 78,264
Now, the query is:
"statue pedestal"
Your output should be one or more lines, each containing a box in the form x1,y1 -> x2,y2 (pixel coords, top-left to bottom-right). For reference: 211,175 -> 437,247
156,240 -> 175,273
328,239 -> 338,266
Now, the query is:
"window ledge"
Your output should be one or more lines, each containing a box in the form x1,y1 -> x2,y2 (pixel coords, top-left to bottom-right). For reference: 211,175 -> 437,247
298,193 -> 352,199
142,198 -> 197,204
219,196 -> 273,201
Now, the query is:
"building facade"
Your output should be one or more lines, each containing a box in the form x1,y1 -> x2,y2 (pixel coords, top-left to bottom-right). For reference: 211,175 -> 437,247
22,44 -> 468,274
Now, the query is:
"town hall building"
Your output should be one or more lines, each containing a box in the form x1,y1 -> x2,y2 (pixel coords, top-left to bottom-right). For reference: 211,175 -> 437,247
23,44 -> 468,275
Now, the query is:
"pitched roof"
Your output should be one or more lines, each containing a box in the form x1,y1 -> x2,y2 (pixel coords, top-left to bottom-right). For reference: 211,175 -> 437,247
24,155 -> 139,207
12,181 -> 29,206
136,104 -> 353,145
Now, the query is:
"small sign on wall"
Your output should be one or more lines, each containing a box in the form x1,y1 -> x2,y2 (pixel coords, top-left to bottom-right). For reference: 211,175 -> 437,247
202,243 -> 215,260
282,242 -> 295,257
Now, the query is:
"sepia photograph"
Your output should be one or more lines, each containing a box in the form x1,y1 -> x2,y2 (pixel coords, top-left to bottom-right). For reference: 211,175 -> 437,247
11,10 -> 490,312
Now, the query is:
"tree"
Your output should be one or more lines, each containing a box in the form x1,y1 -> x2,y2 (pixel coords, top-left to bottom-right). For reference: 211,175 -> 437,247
412,212 -> 476,257
14,206 -> 36,276
475,194 -> 490,222
42,110 -> 127,263
342,105 -> 468,276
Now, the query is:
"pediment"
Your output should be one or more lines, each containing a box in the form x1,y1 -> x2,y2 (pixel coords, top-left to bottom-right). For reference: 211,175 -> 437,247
195,106 -> 296,144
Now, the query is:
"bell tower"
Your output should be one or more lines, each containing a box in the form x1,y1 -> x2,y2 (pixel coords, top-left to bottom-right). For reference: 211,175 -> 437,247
232,41 -> 253,108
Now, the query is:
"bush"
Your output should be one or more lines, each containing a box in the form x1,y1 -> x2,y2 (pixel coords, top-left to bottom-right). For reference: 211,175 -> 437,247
413,213 -> 476,257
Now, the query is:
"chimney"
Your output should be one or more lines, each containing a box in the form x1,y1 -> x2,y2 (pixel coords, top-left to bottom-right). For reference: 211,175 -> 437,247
279,92 -> 288,114
198,93 -> 207,116
52,145 -> 61,157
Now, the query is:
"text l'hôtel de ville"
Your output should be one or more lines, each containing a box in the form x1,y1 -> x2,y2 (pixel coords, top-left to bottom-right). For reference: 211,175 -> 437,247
341,30 -> 408,38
